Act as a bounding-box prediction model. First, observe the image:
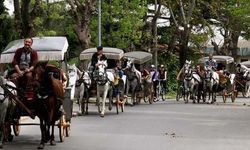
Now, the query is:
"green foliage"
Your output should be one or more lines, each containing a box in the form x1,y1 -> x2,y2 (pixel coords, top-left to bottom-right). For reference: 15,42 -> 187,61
90,0 -> 147,50
0,1 -> 17,52
158,52 -> 179,92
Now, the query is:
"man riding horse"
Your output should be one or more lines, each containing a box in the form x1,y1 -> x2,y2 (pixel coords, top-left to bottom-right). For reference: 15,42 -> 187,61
204,53 -> 217,71
90,46 -> 107,78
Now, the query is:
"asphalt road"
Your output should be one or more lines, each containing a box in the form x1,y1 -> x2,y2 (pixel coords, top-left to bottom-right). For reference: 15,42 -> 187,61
3,96 -> 250,150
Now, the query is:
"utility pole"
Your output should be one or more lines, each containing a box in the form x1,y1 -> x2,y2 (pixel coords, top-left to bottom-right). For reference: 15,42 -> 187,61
154,0 -> 158,67
98,0 -> 102,46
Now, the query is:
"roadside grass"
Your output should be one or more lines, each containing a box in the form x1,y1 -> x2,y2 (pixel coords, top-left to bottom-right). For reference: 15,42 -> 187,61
166,91 -> 176,99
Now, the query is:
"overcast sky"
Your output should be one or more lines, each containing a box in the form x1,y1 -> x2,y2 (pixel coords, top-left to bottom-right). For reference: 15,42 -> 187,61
4,0 -> 14,15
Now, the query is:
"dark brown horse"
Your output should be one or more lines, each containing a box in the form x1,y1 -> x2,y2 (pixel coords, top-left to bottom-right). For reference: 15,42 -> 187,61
33,63 -> 65,149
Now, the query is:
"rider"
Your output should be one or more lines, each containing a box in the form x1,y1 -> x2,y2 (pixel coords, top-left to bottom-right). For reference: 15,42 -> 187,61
150,65 -> 158,99
12,37 -> 38,99
90,46 -> 107,77
205,53 -> 217,71
158,64 -> 167,92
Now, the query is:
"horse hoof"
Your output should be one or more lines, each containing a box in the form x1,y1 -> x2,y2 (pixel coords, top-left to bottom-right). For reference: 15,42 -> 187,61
50,140 -> 56,146
37,143 -> 44,149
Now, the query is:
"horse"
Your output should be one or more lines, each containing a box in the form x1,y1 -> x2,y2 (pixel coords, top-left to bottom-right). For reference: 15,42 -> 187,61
203,66 -> 219,104
123,58 -> 142,105
183,61 -> 200,103
34,63 -> 65,149
95,60 -> 114,117
67,64 -> 91,115
0,76 -> 16,149
235,63 -> 249,97
242,69 -> 250,97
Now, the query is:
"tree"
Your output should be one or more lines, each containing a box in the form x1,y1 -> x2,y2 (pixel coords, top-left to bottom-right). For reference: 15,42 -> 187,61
0,0 -> 17,51
98,0 -> 146,50
66,0 -> 97,50
13,0 -> 43,38
210,0 -> 250,56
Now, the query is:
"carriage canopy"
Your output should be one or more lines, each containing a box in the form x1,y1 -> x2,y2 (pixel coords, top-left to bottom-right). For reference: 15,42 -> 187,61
240,61 -> 250,68
198,55 -> 234,65
0,36 -> 68,63
80,47 -> 124,60
198,55 -> 235,71
124,51 -> 152,64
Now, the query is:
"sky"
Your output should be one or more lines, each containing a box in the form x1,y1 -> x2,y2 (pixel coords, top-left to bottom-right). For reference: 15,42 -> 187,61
4,0 -> 14,16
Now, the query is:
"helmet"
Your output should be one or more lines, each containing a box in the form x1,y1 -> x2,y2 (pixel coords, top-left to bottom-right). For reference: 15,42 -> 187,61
160,64 -> 164,68
151,64 -> 155,68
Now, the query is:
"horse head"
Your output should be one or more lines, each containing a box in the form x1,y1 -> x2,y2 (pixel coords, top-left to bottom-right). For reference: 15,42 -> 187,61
184,68 -> 193,80
67,64 -> 78,87
96,60 -> 108,84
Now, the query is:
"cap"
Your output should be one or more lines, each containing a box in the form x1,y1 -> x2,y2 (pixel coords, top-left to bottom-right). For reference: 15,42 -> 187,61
97,46 -> 103,51
160,64 -> 164,68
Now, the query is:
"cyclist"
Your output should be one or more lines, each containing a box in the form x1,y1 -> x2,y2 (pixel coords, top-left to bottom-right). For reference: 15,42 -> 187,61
150,65 -> 158,99
158,64 -> 167,93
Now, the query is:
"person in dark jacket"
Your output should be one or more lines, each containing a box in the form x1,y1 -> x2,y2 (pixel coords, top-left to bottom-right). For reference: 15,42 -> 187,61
91,46 -> 107,68
11,37 -> 38,88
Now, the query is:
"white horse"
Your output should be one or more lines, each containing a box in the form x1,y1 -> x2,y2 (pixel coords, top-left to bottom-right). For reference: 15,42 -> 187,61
123,58 -> 142,105
67,64 -> 91,114
95,60 -> 114,117
0,76 -> 17,148
204,66 -> 219,103
242,69 -> 250,97
183,61 -> 200,103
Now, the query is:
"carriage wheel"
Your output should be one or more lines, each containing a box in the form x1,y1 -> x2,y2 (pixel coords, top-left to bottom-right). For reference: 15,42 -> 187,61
82,92 -> 89,115
65,121 -> 71,137
222,91 -> 227,103
121,101 -> 124,112
161,89 -> 166,101
231,91 -> 236,103
97,99 -> 101,113
144,96 -> 149,103
59,115 -> 66,142
81,100 -> 86,115
108,88 -> 113,111
13,119 -> 21,136
116,95 -> 120,114
176,86 -> 183,101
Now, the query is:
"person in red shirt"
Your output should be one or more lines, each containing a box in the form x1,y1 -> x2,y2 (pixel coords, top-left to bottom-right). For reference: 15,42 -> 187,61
12,37 -> 38,89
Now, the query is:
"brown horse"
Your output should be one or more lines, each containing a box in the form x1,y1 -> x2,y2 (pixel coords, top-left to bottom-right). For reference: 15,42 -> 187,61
34,63 -> 65,149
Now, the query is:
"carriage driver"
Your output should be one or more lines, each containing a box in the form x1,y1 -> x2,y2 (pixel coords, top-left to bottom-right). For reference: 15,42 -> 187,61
90,46 -> 107,77
12,38 -> 38,90
205,53 -> 217,71
11,38 -> 38,100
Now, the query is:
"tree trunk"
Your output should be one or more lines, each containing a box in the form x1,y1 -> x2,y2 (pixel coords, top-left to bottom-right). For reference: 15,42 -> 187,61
229,31 -> 240,56
179,27 -> 189,68
74,25 -> 91,50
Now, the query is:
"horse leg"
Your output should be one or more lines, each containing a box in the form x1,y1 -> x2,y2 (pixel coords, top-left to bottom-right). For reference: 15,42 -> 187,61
100,84 -> 109,117
50,121 -> 56,146
38,119 -> 46,149
0,109 -> 6,148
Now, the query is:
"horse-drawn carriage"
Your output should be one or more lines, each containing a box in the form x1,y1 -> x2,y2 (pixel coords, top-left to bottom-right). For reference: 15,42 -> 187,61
123,51 -> 153,104
0,36 -> 72,148
238,61 -> 250,97
79,47 -> 126,116
199,55 -> 237,103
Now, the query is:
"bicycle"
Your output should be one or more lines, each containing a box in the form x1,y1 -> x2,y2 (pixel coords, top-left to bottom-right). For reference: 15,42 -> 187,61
176,81 -> 184,101
153,79 -> 167,102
